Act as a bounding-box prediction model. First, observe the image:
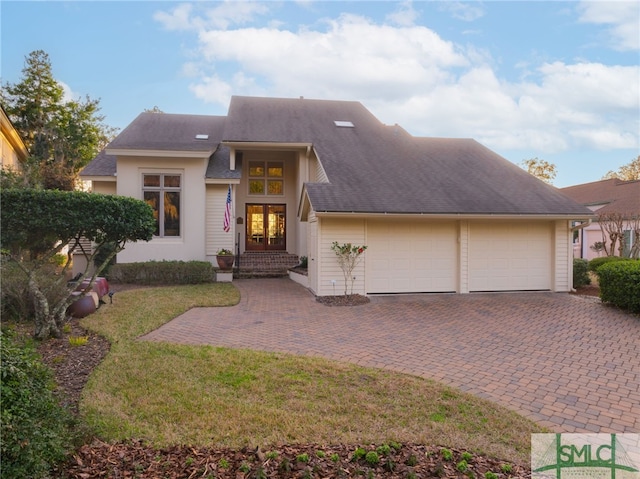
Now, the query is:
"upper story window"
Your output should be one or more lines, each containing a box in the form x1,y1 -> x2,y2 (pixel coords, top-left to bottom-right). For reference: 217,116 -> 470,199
248,161 -> 283,196
143,173 -> 181,237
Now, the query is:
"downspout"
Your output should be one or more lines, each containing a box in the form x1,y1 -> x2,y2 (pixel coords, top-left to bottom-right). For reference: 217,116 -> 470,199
571,219 -> 592,259
570,219 -> 592,291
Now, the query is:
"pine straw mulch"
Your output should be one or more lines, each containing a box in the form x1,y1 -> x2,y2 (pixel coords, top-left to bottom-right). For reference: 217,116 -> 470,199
37,284 -> 531,478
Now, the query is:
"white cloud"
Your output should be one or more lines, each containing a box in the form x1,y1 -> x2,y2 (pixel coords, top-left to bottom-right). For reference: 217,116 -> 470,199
154,1 -> 270,32
59,81 -> 78,103
438,1 -> 485,22
577,1 -> 640,51
386,1 -> 419,27
153,3 -> 197,31
154,4 -> 639,154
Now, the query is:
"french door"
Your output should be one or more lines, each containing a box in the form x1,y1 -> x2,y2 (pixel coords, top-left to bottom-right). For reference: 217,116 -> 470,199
246,204 -> 286,251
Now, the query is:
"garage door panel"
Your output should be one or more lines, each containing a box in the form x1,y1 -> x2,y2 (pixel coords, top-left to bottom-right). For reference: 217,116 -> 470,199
367,221 -> 457,293
469,223 -> 551,292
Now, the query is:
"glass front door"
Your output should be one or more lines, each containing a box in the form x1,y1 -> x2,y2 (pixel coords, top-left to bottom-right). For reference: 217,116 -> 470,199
246,204 -> 286,251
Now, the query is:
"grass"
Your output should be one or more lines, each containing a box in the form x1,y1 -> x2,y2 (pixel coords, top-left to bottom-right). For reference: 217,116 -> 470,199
80,283 -> 543,464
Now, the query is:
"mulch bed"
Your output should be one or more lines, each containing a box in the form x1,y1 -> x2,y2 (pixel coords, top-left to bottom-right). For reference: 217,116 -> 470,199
60,440 -> 529,478
35,284 -> 531,478
570,284 -> 600,298
316,294 -> 371,306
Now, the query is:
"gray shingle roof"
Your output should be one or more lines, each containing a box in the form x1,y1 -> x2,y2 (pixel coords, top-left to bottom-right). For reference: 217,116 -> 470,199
81,95 -> 593,217
226,96 -> 592,216
108,112 -> 224,152
79,149 -> 116,177
205,144 -> 242,180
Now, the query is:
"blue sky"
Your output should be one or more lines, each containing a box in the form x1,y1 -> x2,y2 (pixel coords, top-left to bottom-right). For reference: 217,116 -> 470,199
2,1 -> 638,187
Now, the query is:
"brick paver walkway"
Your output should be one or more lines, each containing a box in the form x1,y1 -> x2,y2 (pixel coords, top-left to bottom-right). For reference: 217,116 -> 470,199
141,278 -> 639,433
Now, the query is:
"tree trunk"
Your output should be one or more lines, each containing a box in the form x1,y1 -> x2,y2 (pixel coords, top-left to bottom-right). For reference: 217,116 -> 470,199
29,274 -> 62,340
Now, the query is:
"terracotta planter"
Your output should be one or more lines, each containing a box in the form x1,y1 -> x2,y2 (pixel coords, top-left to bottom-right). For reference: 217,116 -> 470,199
216,255 -> 235,270
67,293 -> 98,318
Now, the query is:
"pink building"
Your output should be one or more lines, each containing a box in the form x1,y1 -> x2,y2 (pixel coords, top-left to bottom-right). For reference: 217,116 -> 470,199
561,178 -> 640,260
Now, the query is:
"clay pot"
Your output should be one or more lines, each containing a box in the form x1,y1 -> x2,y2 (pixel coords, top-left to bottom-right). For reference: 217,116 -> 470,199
216,255 -> 235,270
68,292 -> 98,318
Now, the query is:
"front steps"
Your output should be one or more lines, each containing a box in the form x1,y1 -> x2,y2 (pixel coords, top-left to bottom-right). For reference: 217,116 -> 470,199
235,252 -> 300,278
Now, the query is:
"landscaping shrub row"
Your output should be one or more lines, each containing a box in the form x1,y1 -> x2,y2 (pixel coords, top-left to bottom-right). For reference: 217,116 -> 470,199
572,258 -> 590,288
0,331 -> 82,478
107,260 -> 215,285
596,260 -> 640,314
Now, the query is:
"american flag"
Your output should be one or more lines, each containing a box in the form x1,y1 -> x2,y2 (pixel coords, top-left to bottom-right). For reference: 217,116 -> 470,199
223,185 -> 232,232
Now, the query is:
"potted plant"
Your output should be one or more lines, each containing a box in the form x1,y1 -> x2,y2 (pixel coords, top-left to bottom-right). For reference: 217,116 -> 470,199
216,248 -> 235,270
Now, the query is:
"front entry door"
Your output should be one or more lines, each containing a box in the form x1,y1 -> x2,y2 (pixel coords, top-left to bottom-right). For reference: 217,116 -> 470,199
246,204 -> 286,251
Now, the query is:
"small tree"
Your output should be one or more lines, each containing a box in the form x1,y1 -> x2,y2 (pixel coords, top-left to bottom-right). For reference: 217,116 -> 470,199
2,50 -> 116,190
598,212 -> 626,257
331,242 -> 367,296
519,157 -> 557,184
1,189 -> 156,339
602,155 -> 640,181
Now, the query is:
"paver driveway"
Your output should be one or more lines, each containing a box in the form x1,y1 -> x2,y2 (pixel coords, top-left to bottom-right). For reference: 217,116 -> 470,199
141,278 -> 640,433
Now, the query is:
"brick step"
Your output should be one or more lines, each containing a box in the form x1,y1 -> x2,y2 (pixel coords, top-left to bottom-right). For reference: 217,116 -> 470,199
235,252 -> 300,278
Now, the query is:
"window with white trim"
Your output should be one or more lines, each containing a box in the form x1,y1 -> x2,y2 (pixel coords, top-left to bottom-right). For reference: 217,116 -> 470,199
248,161 -> 283,195
142,173 -> 181,237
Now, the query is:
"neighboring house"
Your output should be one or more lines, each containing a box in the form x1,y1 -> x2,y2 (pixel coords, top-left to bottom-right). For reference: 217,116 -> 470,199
80,96 -> 593,295
560,178 -> 640,260
1,105 -> 28,173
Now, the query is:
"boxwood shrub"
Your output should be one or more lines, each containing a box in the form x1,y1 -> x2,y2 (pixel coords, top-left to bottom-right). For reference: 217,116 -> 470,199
597,260 -> 640,314
572,258 -> 591,288
588,256 -> 628,274
107,260 -> 215,285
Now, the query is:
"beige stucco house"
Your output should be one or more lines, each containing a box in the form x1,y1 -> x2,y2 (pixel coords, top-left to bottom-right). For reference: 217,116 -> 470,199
80,96 -> 593,295
561,178 -> 640,260
1,105 -> 28,174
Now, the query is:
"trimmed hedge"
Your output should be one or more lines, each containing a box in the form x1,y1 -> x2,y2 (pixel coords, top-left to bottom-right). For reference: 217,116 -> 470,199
598,260 -> 640,314
588,256 -> 628,274
573,259 -> 591,288
107,260 -> 215,285
0,332 -> 79,478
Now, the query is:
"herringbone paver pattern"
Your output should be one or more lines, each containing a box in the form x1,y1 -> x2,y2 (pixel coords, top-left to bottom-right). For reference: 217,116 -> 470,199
140,278 -> 640,433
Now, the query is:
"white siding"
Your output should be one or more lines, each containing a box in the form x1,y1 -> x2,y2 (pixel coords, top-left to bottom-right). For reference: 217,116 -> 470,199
308,212 -> 318,293
206,184 -> 235,258
317,217 -> 366,296
554,220 -> 571,292
310,156 -> 328,183
459,220 -> 469,293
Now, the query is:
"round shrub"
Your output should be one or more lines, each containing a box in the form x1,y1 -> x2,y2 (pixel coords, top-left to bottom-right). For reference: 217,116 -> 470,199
0,331 -> 79,478
588,256 -> 628,274
598,260 -> 640,314
573,258 -> 591,288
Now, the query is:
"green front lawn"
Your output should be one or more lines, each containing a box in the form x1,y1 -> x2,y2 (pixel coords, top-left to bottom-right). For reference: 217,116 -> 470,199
80,283 -> 542,464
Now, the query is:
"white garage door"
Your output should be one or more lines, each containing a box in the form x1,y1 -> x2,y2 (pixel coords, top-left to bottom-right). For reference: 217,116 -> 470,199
469,223 -> 551,292
367,220 -> 457,293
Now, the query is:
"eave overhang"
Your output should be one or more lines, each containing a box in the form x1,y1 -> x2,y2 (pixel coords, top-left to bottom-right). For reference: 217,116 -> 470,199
81,175 -> 116,182
205,179 -> 241,185
312,211 -> 597,221
105,148 -> 215,159
222,141 -> 313,151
